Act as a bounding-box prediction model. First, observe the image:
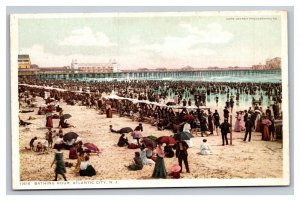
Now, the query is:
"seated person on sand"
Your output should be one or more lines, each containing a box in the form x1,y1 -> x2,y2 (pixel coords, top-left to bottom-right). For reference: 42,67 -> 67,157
109,125 -> 121,133
35,142 -> 43,152
74,151 -> 85,175
76,141 -> 84,153
60,120 -> 75,129
19,118 -> 32,127
37,107 -> 46,115
28,137 -> 37,151
56,104 -> 63,113
79,155 -> 96,177
164,144 -> 175,158
64,138 -> 77,150
117,134 -> 129,147
42,139 -> 49,152
139,145 -> 155,165
20,109 -> 34,113
126,152 -> 143,171
69,144 -> 78,159
200,139 -> 212,155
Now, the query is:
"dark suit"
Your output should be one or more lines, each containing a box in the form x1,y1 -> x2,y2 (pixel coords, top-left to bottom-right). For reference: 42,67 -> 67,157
220,121 -> 231,145
173,141 -> 190,173
244,120 -> 253,141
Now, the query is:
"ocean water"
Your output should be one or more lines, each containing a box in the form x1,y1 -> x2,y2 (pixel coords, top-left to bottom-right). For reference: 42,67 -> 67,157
65,70 -> 281,111
74,70 -> 282,83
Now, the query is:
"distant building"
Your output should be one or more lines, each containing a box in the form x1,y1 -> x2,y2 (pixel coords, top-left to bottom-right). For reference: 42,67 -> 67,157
252,57 -> 281,70
181,66 -> 194,71
18,54 -> 31,69
266,57 -> 281,69
72,59 -> 120,73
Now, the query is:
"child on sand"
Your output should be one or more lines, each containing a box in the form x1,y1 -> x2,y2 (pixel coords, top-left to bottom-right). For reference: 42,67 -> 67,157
29,137 -> 37,151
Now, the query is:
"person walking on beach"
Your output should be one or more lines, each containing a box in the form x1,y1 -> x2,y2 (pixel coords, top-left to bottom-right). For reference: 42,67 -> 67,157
29,137 -> 37,151
243,117 -> 253,142
223,106 -> 230,120
208,112 -> 214,135
215,96 -> 219,105
46,110 -> 53,128
51,147 -> 67,181
220,118 -> 231,146
173,140 -> 190,173
152,142 -> 167,178
213,110 -> 220,135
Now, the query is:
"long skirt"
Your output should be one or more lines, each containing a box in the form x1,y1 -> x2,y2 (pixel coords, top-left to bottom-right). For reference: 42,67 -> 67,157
46,116 -> 53,128
152,156 -> 167,178
263,125 -> 270,141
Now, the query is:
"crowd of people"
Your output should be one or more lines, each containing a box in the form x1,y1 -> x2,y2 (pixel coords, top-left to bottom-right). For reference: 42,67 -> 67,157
18,77 -> 283,180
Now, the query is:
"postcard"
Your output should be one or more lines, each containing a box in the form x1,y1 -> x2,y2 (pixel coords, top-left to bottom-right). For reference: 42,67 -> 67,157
10,11 -> 289,190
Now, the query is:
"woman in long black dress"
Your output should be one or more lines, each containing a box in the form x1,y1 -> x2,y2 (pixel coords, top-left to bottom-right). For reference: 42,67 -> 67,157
51,147 -> 67,181
152,143 -> 167,178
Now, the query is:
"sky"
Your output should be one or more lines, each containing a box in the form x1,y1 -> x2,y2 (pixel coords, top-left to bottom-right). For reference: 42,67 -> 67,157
17,12 -> 283,69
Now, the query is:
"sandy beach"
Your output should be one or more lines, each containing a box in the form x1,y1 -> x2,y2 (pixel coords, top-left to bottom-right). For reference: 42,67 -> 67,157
18,96 -> 283,181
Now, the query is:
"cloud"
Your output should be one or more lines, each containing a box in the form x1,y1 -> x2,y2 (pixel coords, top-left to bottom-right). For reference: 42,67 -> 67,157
179,23 -> 233,44
58,27 -> 116,47
20,45 -> 113,67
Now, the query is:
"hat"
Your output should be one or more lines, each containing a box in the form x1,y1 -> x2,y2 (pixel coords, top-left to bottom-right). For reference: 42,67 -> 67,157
171,164 -> 181,173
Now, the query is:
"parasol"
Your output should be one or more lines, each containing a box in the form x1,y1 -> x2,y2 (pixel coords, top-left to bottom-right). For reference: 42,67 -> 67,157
174,131 -> 193,141
141,137 -> 157,149
119,127 -> 133,134
63,132 -> 79,141
170,164 -> 181,173
183,114 -> 194,121
62,114 -> 72,119
146,135 -> 158,141
156,136 -> 176,145
83,143 -> 100,153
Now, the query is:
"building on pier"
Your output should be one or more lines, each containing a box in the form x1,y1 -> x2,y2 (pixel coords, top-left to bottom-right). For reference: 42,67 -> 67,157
71,59 -> 120,73
18,54 -> 31,69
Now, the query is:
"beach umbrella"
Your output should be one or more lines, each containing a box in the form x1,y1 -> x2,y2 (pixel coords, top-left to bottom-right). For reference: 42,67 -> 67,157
141,137 -> 157,149
83,143 -> 100,153
119,127 -> 133,134
174,131 -> 193,141
183,114 -> 194,121
170,164 -> 181,173
62,114 -> 72,119
146,135 -> 158,141
156,136 -> 176,145
63,132 -> 79,141
166,102 -> 176,106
